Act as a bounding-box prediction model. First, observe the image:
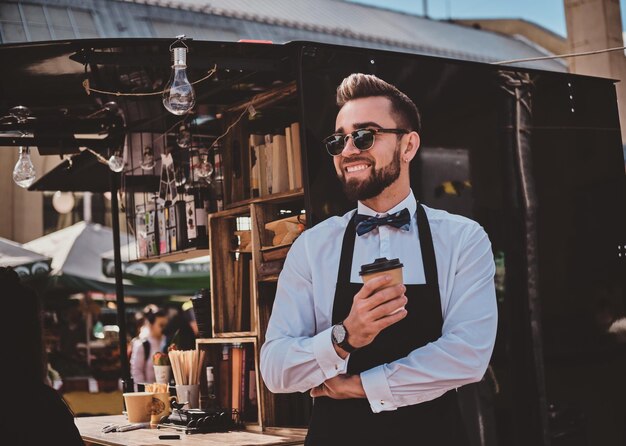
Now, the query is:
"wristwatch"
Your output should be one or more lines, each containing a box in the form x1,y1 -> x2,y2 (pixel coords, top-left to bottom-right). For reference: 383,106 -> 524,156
332,322 -> 357,353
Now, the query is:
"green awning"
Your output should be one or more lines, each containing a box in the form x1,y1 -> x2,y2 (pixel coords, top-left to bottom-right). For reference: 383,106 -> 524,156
0,237 -> 51,281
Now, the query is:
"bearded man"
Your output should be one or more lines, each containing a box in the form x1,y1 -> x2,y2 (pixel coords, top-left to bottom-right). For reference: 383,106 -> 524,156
260,73 -> 498,446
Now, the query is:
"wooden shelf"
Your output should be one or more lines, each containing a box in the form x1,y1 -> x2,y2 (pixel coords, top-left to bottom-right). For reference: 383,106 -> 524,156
197,336 -> 257,345
225,188 -> 304,211
209,212 -> 257,336
137,248 -> 210,263
197,340 -> 263,429
200,77 -> 308,431
209,205 -> 252,219
225,81 -> 297,114
213,331 -> 258,338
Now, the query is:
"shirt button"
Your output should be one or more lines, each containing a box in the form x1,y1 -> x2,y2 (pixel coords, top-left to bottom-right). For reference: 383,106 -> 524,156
334,364 -> 338,370
380,400 -> 385,405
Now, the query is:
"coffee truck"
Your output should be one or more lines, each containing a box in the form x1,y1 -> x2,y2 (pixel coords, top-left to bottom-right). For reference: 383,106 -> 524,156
1,38 -> 624,445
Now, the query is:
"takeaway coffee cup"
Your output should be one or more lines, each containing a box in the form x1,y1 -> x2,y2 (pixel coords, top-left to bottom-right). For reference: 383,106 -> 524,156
123,392 -> 154,423
359,257 -> 405,315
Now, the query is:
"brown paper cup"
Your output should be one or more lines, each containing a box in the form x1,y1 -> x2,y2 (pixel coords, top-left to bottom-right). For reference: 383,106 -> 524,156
361,266 -> 404,315
123,392 -> 154,423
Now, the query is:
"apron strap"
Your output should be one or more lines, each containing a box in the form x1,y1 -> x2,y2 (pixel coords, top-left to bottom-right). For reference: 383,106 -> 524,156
336,211 -> 357,284
416,203 -> 439,286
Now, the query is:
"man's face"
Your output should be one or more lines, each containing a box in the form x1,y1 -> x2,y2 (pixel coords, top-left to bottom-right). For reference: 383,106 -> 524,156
333,96 -> 404,202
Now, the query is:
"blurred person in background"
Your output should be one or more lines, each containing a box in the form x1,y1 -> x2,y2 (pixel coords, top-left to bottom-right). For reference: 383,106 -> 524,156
164,300 -> 198,351
126,309 -> 147,359
1,267 -> 83,445
129,305 -> 167,385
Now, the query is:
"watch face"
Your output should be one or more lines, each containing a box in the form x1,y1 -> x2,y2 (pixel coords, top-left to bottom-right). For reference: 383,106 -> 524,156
332,324 -> 346,344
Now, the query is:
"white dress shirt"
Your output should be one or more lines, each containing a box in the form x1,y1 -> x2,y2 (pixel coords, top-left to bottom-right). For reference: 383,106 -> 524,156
260,189 -> 498,413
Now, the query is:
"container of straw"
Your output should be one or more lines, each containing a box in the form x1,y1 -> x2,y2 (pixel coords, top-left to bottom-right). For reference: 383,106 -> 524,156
168,349 -> 205,409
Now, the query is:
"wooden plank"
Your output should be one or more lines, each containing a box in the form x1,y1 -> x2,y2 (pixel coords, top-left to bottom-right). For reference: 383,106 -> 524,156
250,203 -> 267,282
197,336 -> 257,345
225,189 -> 304,210
209,205 -> 251,219
75,415 -> 305,446
225,82 -> 297,114
212,331 -> 257,339
137,248 -> 211,263
209,216 -> 237,335
260,244 -> 291,263
256,282 -> 276,427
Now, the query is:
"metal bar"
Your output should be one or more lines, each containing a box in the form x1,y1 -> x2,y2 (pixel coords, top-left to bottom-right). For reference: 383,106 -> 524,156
110,172 -> 133,393
71,50 -> 281,72
498,70 -> 550,446
512,75 -> 551,446
0,137 -> 119,150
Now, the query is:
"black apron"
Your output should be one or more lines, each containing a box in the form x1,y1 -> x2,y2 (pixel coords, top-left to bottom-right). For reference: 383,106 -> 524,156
305,203 -> 469,446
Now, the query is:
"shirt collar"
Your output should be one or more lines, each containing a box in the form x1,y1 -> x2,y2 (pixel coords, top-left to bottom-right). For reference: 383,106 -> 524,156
357,189 -> 417,218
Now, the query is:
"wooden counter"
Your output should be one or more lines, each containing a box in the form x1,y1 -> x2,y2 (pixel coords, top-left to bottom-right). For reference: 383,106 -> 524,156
76,415 -> 306,446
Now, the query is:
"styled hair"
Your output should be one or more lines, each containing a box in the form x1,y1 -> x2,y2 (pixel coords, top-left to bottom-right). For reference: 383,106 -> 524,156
143,304 -> 166,325
336,73 -> 421,133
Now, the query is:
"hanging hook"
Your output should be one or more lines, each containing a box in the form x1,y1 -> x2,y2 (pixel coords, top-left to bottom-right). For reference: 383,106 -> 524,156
169,35 -> 189,52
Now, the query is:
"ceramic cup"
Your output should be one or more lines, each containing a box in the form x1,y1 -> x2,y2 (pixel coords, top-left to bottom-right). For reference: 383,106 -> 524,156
175,384 -> 200,409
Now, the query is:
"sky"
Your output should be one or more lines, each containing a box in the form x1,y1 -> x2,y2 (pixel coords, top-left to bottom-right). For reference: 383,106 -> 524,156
349,0 -> 626,38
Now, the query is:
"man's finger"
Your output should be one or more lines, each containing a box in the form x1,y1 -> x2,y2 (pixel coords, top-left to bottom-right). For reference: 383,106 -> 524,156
374,307 -> 408,330
370,295 -> 408,320
310,384 -> 326,398
363,284 -> 405,310
354,275 -> 392,300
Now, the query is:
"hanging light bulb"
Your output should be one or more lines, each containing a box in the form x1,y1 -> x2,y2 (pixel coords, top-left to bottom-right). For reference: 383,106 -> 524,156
13,146 -> 36,188
162,42 -> 195,115
108,150 -> 124,172
52,191 -> 75,214
140,145 -> 156,170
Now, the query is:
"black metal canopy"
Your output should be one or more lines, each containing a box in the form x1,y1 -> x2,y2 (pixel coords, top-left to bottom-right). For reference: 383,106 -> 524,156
0,38 -> 292,135
28,150 -> 112,193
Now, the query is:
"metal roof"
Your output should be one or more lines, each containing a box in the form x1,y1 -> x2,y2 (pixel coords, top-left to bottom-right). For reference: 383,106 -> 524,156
0,0 -> 566,71
118,0 -> 566,71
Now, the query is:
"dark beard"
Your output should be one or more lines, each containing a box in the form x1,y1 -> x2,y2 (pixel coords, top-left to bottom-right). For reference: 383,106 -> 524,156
340,143 -> 402,202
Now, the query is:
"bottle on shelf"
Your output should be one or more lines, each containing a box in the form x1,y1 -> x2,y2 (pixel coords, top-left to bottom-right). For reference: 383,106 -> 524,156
212,144 -> 225,211
191,184 -> 209,249
205,366 -> 217,411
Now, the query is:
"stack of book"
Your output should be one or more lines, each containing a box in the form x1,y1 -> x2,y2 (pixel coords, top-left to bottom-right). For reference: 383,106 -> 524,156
216,344 -> 258,421
249,122 -> 302,198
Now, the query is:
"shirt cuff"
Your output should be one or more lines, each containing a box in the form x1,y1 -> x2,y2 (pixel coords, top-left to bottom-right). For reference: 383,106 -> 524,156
360,365 -> 397,413
312,326 -> 349,379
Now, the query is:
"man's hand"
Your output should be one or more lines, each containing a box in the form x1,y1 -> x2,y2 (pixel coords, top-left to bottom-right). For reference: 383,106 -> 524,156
343,275 -> 408,349
310,374 -> 366,399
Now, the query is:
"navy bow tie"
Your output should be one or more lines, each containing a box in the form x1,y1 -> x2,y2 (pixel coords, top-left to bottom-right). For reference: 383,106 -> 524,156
354,208 -> 411,236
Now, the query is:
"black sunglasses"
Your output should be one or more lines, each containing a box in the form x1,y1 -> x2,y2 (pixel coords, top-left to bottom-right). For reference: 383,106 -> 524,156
323,128 -> 409,156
